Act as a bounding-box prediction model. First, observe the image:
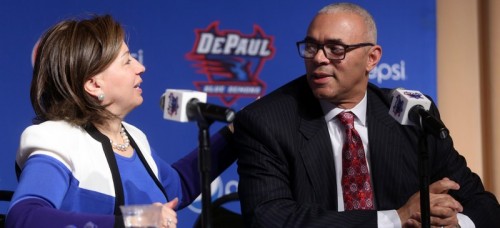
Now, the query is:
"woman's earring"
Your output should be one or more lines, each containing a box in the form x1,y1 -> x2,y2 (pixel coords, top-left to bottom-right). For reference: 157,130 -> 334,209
97,93 -> 105,101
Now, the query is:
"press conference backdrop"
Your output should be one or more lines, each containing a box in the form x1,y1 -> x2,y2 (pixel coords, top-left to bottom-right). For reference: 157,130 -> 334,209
0,0 -> 436,226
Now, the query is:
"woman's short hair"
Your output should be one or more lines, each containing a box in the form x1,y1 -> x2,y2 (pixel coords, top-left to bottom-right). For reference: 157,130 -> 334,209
31,14 -> 124,126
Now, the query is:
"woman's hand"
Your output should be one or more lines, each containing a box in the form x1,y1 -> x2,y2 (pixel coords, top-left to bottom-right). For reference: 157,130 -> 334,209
154,198 -> 179,228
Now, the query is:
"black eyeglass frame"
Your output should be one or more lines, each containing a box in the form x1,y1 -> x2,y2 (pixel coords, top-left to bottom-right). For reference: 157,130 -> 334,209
296,41 -> 375,60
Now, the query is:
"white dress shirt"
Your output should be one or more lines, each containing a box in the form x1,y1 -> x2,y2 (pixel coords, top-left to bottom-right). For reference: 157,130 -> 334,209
320,93 -> 473,227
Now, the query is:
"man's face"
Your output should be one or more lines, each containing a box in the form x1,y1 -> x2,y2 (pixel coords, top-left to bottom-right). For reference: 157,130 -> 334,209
304,12 -> 379,108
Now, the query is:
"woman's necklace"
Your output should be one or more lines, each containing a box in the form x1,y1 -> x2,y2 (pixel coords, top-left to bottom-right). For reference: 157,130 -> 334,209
110,127 -> 130,151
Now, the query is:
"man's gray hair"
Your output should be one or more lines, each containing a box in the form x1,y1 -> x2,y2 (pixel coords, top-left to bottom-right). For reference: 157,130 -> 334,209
318,2 -> 377,43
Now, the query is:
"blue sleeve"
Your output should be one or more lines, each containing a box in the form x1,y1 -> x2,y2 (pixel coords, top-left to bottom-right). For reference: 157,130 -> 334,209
7,155 -> 119,227
10,154 -> 71,209
151,152 -> 184,206
171,126 -> 236,208
6,198 -> 118,228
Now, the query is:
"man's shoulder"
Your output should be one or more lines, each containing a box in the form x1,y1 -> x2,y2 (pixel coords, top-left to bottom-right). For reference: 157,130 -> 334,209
367,82 -> 392,97
243,75 -> 310,111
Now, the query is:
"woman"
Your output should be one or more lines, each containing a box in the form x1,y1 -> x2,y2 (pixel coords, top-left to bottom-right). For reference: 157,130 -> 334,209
6,14 -> 235,227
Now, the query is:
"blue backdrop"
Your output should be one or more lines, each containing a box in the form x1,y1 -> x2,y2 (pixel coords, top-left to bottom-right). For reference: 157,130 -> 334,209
0,0 -> 436,227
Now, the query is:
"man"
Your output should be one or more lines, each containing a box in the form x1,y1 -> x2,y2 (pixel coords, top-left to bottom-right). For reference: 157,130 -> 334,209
234,2 -> 500,227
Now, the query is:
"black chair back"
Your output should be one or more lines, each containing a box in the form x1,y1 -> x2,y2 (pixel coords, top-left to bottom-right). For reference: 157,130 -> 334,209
0,190 -> 14,228
193,192 -> 244,228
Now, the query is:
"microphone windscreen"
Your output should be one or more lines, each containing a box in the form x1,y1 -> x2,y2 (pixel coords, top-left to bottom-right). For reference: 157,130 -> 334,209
389,88 -> 431,125
161,89 -> 207,122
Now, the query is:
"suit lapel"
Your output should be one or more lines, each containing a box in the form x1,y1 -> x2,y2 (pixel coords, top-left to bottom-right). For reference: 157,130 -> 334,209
366,84 -> 411,209
292,82 -> 420,210
296,79 -> 338,209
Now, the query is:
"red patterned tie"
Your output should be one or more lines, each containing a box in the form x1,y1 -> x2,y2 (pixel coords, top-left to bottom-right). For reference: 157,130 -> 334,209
338,111 -> 375,210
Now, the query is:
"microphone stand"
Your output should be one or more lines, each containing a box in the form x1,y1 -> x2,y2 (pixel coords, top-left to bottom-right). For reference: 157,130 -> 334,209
417,132 -> 430,228
410,107 -> 448,228
196,118 -> 213,228
187,98 -> 235,228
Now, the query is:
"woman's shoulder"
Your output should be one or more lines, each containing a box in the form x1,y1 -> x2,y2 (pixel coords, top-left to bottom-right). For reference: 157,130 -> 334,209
18,120 -> 87,166
21,120 -> 84,140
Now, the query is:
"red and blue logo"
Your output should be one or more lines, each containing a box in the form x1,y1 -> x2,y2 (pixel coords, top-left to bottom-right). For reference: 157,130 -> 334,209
186,21 -> 275,106
166,92 -> 179,117
391,94 -> 404,117
404,91 -> 424,99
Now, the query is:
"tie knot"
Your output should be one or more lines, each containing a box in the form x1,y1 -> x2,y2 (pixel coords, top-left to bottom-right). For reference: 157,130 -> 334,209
338,111 -> 355,129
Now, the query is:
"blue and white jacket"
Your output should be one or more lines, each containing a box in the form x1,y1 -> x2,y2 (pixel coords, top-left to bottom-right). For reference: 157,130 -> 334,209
6,120 -> 235,228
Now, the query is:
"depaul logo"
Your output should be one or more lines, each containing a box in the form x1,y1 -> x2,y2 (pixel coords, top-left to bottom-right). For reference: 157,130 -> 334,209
186,21 -> 275,106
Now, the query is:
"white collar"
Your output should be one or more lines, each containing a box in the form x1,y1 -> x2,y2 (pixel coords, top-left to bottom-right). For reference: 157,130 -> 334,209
320,92 -> 367,126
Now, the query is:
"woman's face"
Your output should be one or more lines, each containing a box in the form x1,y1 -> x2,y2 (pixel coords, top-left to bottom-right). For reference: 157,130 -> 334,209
95,41 -> 146,117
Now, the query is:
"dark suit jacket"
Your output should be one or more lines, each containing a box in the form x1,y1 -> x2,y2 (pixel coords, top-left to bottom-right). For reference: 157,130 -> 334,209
235,75 -> 500,227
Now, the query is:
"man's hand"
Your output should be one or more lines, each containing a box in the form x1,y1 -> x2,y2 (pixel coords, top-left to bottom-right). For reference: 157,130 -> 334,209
398,178 -> 463,227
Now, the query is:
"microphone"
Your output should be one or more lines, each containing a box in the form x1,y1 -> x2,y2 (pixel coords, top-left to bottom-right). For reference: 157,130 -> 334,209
160,89 -> 235,123
389,88 -> 449,139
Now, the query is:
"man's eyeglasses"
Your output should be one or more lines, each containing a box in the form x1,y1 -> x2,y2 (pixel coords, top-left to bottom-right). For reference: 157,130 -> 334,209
296,41 -> 374,60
